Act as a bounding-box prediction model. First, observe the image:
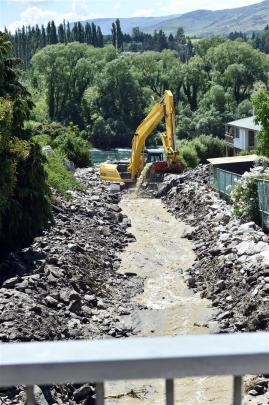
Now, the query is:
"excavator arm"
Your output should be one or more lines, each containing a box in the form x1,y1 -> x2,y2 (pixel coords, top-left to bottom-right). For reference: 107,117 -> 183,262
100,90 -> 181,183
128,90 -> 179,178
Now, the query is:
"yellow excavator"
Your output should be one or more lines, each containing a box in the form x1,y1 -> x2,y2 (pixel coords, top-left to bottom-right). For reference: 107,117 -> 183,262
100,90 -> 182,183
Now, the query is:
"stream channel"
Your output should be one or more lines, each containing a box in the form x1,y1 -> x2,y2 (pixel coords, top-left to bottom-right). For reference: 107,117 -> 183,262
105,195 -> 235,404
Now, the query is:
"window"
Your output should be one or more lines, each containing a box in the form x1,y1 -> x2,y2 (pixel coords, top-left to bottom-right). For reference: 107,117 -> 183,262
234,127 -> 240,138
249,130 -> 255,147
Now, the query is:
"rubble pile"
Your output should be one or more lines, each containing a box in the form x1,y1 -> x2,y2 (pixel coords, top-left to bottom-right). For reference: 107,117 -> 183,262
0,167 -> 142,404
159,165 -> 269,333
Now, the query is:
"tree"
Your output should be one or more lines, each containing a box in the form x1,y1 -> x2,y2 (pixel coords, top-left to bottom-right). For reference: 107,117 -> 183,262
97,26 -> 104,48
182,57 -> 206,111
253,91 -> 269,156
0,31 -> 51,255
85,22 -> 92,45
111,19 -> 123,51
86,58 -> 147,147
50,20 -> 58,44
32,43 -> 116,125
58,23 -> 65,43
207,41 -> 268,102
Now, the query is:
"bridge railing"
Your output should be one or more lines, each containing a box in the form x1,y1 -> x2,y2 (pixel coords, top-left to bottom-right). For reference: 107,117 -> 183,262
1,333 -> 269,405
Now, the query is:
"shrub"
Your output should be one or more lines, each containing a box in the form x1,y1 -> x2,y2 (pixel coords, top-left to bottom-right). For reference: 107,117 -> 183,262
52,133 -> 91,168
1,141 -> 52,252
32,134 -> 52,148
192,139 -> 207,163
179,144 -> 200,168
177,134 -> 225,169
45,151 -> 82,195
196,134 -> 225,162
32,122 -> 92,168
231,171 -> 259,221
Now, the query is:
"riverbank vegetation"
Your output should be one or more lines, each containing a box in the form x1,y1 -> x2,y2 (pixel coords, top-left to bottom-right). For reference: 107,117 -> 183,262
17,20 -> 267,154
0,32 -> 51,256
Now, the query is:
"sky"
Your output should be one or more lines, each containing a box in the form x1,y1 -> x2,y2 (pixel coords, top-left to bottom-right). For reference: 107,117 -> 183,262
0,0 -> 264,32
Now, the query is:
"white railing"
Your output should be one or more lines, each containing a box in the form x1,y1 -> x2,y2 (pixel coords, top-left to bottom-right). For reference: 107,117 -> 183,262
1,333 -> 269,405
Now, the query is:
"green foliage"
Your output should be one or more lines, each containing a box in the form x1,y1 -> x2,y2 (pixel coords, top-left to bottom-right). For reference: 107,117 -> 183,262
53,133 -> 91,168
252,91 -> 269,157
231,171 -> 259,221
32,133 -> 52,148
0,32 -> 51,256
85,58 -> 148,148
178,134 -> 225,169
179,143 -> 200,168
31,122 -> 91,167
2,141 -> 51,249
237,99 -> 253,118
28,37 -> 269,149
45,151 -> 82,195
207,41 -> 268,102
194,134 -> 225,162
31,43 -> 117,124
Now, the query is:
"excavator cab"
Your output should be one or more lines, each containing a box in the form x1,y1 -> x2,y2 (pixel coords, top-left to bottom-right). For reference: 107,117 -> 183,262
145,149 -> 164,163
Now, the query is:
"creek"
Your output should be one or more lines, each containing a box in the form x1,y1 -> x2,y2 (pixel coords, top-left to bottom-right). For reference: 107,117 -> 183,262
105,195 -> 233,404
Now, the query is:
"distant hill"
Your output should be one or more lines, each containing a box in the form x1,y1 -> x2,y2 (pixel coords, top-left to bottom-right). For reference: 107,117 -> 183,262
78,16 -> 180,35
145,0 -> 269,36
78,1 -> 269,37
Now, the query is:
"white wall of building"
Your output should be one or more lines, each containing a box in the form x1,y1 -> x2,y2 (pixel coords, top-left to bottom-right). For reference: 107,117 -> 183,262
233,127 -> 248,150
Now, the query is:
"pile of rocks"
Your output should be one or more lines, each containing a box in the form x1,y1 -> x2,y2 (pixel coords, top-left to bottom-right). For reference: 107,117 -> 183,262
0,167 -> 142,404
159,165 -> 269,333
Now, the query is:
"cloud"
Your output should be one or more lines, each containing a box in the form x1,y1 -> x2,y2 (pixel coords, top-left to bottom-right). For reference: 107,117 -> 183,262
131,8 -> 154,17
7,5 -> 103,32
7,0 -> 49,3
113,2 -> 121,10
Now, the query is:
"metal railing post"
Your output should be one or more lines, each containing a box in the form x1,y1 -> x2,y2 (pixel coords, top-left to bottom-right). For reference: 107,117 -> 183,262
96,382 -> 105,405
166,379 -> 174,405
233,376 -> 242,405
26,386 -> 35,405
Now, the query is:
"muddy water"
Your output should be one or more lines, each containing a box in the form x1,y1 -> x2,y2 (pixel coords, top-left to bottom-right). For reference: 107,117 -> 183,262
105,196 -> 232,404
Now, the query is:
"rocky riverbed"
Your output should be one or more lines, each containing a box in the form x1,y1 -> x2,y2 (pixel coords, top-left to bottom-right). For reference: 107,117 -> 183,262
157,165 -> 269,398
0,168 -> 143,404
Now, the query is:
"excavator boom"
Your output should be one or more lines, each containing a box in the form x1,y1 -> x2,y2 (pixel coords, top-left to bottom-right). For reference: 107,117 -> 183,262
100,90 -> 181,183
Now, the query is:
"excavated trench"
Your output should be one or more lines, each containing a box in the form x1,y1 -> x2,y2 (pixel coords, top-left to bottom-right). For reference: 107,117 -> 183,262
105,195 -> 232,404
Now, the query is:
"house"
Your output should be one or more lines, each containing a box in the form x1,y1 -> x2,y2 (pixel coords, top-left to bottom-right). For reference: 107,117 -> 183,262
225,116 -> 261,156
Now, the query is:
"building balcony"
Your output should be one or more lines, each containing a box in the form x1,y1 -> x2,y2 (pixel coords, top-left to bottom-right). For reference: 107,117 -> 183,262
225,133 -> 234,145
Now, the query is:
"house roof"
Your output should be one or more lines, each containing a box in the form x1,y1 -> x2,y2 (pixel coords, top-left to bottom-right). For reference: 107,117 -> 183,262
208,155 -> 258,165
226,116 -> 261,131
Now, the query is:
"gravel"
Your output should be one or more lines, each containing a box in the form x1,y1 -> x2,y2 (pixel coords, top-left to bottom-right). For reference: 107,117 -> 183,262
0,167 -> 142,404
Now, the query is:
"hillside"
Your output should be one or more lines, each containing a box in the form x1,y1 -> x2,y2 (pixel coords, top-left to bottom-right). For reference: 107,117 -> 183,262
78,15 -> 180,35
79,1 -> 269,37
145,0 -> 269,36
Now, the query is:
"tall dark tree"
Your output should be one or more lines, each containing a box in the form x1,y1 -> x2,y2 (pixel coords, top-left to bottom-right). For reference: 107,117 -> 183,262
66,21 -> 72,42
58,23 -> 65,43
111,22 -> 116,48
50,20 -> 58,44
40,25 -> 47,48
97,26 -> 104,48
77,22 -> 85,43
111,19 -> 123,51
85,22 -> 92,45
91,23 -> 97,47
